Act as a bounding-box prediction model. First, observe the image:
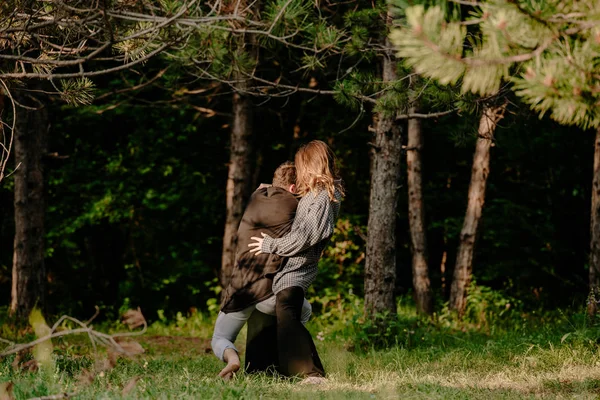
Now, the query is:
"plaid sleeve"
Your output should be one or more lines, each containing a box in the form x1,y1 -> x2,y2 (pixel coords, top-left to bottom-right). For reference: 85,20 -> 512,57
261,192 -> 334,257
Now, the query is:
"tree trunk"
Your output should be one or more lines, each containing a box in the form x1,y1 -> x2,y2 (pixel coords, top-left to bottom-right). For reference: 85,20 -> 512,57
219,0 -> 258,289
407,106 -> 432,315
587,127 -> 600,318
449,104 -> 506,316
220,74 -> 254,288
0,93 -> 7,183
364,33 -> 401,317
10,92 -> 48,320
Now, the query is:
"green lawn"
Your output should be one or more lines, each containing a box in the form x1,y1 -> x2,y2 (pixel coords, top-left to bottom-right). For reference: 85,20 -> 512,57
2,309 -> 600,399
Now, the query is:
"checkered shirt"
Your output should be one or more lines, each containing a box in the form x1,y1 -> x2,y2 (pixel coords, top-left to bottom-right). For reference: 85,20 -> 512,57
261,188 -> 342,294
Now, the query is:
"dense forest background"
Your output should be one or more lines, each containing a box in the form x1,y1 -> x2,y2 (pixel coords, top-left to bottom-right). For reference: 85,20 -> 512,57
1,87 -> 592,320
0,0 -> 597,324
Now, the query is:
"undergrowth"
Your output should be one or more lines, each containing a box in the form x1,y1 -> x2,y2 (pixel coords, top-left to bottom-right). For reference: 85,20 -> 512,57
1,287 -> 600,399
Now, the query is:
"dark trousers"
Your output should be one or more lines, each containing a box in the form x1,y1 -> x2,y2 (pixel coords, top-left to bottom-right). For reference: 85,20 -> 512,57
245,310 -> 280,374
276,286 -> 325,377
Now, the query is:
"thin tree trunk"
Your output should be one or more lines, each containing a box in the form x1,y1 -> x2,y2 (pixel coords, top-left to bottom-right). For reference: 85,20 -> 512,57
364,31 -> 401,317
220,74 -> 254,288
587,127 -> 600,318
219,0 -> 258,289
407,105 -> 432,315
0,93 -> 7,183
449,104 -> 506,316
10,92 -> 48,320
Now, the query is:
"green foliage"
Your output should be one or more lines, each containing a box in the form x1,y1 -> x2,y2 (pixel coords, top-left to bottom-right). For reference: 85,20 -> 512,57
344,26 -> 372,58
319,283 -> 522,352
309,218 -> 366,316
391,0 -> 600,128
343,7 -> 384,29
264,0 -> 312,37
0,0 -> 596,333
438,281 -> 522,332
333,78 -> 367,111
512,39 -> 600,129
4,302 -> 600,398
148,309 -> 215,337
342,6 -> 385,58
0,0 -> 184,83
59,78 -> 95,106
299,54 -> 326,72
391,6 -> 467,87
4,291 -> 600,398
180,0 -> 343,82
39,96 -> 228,318
373,86 -> 410,117
309,21 -> 344,52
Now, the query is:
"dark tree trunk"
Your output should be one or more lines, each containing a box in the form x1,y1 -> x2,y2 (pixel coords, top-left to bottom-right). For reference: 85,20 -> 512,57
407,105 -> 432,315
449,104 -> 506,316
588,127 -> 600,318
220,74 -> 254,288
0,93 -> 7,183
10,92 -> 48,320
364,33 -> 401,317
219,0 -> 258,289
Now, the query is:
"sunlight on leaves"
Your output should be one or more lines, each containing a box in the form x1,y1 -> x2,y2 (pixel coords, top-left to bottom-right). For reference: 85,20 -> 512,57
28,308 -> 55,375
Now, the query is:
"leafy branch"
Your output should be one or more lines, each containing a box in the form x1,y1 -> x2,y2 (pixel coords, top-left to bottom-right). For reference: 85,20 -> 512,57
391,1 -> 600,128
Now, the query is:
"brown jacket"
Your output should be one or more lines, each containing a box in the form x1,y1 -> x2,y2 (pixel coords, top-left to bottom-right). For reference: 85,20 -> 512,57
220,186 -> 298,313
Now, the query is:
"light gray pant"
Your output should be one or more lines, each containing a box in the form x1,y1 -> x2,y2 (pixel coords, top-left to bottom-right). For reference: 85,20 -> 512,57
211,296 -> 312,361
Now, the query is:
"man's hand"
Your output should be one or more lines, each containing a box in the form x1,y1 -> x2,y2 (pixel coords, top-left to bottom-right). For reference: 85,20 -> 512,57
248,232 -> 268,255
257,183 -> 272,190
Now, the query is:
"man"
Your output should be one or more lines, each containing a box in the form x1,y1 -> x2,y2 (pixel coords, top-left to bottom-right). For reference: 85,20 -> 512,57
211,161 -> 312,379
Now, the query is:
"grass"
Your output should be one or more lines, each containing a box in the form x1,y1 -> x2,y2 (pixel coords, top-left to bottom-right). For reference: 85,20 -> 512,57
2,303 -> 600,399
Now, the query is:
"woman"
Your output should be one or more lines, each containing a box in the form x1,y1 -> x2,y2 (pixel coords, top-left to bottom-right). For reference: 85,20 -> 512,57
248,140 -> 344,382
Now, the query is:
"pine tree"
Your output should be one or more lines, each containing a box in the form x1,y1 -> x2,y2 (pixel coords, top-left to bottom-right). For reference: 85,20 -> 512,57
390,0 -> 600,315
406,77 -> 433,315
176,0 -> 346,289
177,0 -> 460,315
390,1 -> 600,128
336,1 -> 459,318
1,0 -> 191,320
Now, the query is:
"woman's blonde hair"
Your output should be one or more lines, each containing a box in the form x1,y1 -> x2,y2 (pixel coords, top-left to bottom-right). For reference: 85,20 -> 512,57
295,140 -> 344,201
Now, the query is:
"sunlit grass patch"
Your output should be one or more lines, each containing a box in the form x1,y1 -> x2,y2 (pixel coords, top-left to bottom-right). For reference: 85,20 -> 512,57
2,303 -> 600,398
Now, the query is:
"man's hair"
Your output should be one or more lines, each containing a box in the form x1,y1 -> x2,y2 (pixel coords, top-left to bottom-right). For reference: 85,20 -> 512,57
272,161 -> 296,188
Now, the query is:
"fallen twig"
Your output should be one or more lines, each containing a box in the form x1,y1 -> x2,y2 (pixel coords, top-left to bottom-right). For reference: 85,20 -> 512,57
0,307 -> 147,358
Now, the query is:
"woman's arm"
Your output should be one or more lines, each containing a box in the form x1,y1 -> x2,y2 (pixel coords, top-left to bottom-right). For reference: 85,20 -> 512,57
249,193 -> 334,257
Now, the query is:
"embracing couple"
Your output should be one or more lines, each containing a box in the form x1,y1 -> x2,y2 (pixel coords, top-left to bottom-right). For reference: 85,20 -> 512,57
211,140 -> 344,383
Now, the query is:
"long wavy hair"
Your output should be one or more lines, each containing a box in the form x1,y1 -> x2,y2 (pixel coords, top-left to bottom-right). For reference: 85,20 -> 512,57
294,140 -> 344,201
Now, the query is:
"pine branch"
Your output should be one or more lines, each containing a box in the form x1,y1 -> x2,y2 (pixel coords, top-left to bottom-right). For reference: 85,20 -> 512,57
0,1 -> 195,80
266,0 -> 295,34
396,109 -> 457,120
413,27 -> 555,68
395,1 -> 600,128
248,74 -> 377,104
0,43 -> 171,79
250,74 -> 458,118
0,79 -> 16,184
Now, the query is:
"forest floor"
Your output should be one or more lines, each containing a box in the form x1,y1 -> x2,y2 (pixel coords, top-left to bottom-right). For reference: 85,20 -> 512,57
2,307 -> 600,399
